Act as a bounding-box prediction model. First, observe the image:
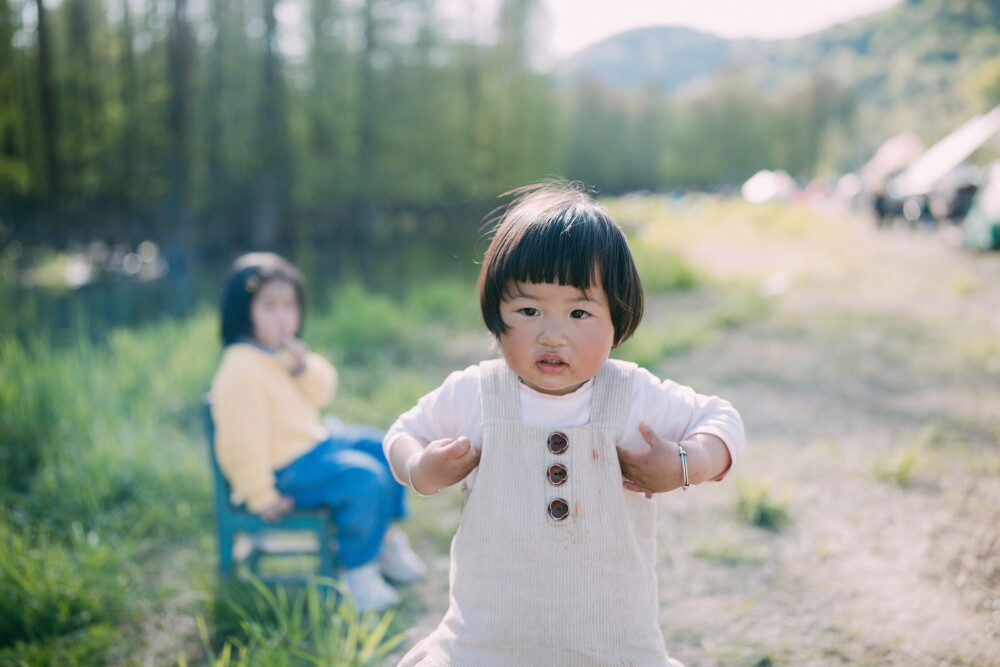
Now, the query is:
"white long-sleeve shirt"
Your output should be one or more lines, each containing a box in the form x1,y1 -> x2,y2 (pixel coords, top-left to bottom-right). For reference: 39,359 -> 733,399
384,362 -> 745,490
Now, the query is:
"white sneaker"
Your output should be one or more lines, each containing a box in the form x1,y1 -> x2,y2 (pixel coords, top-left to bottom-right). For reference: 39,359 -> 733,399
377,529 -> 427,584
343,563 -> 399,612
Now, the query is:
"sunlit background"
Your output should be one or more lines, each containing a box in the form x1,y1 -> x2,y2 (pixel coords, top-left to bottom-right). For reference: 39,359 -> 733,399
2,0 -> 1000,664
3,0 -> 998,342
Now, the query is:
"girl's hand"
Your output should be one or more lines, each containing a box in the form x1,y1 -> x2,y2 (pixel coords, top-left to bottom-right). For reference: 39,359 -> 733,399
277,336 -> 308,374
408,436 -> 481,496
617,423 -> 688,497
259,495 -> 295,522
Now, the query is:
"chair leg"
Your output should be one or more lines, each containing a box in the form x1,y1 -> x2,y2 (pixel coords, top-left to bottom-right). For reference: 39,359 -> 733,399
218,526 -> 234,578
246,542 -> 263,575
319,523 -> 337,579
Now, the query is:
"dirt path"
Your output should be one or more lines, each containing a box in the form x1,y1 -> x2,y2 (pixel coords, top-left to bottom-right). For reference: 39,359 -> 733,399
395,209 -> 1000,666
662,212 -> 1000,665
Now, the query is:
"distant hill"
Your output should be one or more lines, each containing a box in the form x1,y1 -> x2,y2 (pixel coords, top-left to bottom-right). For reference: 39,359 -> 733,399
552,27 -> 739,93
553,0 -> 1000,151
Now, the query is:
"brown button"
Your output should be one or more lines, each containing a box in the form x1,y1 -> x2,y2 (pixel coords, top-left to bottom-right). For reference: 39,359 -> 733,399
548,498 -> 570,521
547,431 -> 568,455
547,463 -> 568,486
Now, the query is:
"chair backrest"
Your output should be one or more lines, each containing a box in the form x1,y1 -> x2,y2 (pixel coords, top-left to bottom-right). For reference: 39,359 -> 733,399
202,395 -> 240,515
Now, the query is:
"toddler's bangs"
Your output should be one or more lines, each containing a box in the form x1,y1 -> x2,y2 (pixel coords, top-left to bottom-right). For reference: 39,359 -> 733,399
499,215 -> 603,293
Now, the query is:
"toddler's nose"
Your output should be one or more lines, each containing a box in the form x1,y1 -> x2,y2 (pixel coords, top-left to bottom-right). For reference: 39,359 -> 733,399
538,323 -> 567,346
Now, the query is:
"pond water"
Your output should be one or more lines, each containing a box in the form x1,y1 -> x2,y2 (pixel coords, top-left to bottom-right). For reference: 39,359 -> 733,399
2,236 -> 480,347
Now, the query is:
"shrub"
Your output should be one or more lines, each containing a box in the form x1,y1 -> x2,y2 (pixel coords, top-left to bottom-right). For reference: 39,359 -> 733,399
736,478 -> 790,531
0,338 -> 58,493
0,522 -> 135,653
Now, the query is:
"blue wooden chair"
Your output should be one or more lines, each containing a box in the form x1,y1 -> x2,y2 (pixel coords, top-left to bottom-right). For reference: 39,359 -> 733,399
202,396 -> 338,584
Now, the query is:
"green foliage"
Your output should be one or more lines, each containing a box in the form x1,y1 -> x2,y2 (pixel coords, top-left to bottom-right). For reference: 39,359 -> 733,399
736,478 -> 790,531
964,57 -> 1000,110
0,312 -> 216,539
614,318 -> 711,368
402,280 -> 481,328
613,289 -> 767,370
192,577 -> 404,667
562,0 -> 1000,181
0,623 -> 120,667
312,279 -> 479,370
0,338 -> 58,493
314,282 -> 413,365
691,530 -> 765,566
631,244 -> 703,293
0,262 -> 765,661
0,309 -> 220,664
9,0 -> 1000,252
0,522 -> 133,659
872,448 -> 920,487
315,280 -> 482,428
0,278 -> 481,661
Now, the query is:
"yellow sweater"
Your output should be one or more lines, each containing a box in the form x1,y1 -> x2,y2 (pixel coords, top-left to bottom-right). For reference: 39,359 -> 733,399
210,343 -> 337,512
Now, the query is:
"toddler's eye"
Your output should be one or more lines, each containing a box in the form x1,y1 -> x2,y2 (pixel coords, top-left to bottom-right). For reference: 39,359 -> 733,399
570,309 -> 590,319
519,307 -> 539,316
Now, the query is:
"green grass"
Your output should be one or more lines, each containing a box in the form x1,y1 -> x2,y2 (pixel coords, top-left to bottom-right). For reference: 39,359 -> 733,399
606,194 -> 844,247
0,278 -> 482,663
691,530 -> 766,566
613,288 -> 768,369
736,478 -> 791,531
190,577 -> 405,667
871,447 -> 921,487
630,243 -> 705,293
0,524 -> 136,665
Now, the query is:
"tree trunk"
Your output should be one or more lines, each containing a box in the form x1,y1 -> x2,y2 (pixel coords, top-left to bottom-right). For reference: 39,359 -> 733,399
252,0 -> 283,250
206,0 -> 226,243
34,0 -> 60,205
165,0 -> 195,316
356,0 -> 378,262
119,0 -> 138,230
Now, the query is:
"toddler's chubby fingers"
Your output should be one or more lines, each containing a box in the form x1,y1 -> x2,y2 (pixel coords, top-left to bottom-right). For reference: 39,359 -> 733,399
638,422 -> 663,448
622,479 -> 654,499
451,435 -> 472,450
452,437 -> 482,468
440,436 -> 472,457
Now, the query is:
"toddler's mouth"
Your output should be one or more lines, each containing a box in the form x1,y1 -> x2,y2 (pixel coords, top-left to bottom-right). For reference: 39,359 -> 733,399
536,357 -> 567,373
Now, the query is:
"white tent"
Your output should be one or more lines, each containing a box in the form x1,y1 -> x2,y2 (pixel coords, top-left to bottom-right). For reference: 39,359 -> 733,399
860,130 -> 925,192
741,169 -> 796,204
893,105 -> 1000,198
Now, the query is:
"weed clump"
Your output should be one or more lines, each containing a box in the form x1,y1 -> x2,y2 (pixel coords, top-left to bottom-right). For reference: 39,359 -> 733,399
736,478 -> 790,531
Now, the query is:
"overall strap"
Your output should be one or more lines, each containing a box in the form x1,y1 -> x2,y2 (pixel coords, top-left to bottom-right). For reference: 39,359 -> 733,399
479,358 -> 520,426
589,359 -> 636,442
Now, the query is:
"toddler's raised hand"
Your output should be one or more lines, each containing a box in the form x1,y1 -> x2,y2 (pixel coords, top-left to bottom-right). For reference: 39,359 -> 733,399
409,436 -> 481,496
277,336 -> 309,374
617,422 -> 686,496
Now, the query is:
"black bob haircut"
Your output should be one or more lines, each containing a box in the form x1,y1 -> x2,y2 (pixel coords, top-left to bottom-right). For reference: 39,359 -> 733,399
220,252 -> 305,346
478,180 -> 644,347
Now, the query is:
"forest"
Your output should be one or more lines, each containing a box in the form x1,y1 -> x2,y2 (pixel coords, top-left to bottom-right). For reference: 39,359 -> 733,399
1,0 -> 867,258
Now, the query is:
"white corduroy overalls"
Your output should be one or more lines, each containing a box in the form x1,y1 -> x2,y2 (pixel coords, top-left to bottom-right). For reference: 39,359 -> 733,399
399,359 -> 676,667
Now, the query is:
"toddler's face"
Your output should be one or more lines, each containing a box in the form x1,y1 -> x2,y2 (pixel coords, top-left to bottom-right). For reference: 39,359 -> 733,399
250,278 -> 300,349
498,280 -> 615,396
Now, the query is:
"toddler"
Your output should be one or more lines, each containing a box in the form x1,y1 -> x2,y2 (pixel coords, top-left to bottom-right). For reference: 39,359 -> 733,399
210,252 -> 425,611
384,182 -> 745,665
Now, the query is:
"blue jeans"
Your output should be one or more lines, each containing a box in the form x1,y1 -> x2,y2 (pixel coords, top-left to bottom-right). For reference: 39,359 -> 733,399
274,425 -> 406,568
